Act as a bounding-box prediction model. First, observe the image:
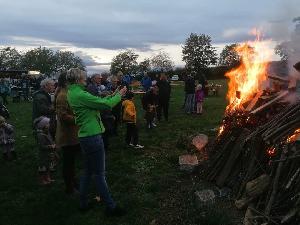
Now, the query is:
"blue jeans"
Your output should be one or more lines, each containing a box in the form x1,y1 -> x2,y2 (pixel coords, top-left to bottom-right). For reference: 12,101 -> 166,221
79,134 -> 116,209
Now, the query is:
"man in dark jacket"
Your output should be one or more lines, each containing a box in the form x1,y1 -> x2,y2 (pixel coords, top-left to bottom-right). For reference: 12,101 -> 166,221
32,78 -> 55,127
87,73 -> 102,96
156,73 -> 171,121
184,74 -> 196,113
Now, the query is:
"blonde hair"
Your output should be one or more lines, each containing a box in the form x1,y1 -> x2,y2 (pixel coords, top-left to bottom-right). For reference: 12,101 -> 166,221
66,68 -> 87,84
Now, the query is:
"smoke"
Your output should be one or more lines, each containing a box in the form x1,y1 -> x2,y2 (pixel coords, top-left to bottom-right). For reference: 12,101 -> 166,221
267,0 -> 300,79
287,19 -> 300,79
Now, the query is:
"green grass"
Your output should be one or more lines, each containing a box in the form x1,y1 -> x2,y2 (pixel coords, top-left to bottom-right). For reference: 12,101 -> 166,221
0,79 -> 237,225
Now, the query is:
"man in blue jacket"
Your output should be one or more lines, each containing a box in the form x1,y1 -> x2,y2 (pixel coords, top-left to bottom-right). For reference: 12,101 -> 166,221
141,72 -> 152,91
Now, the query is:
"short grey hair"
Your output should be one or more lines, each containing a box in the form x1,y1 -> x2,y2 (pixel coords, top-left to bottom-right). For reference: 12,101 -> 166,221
66,68 -> 87,84
40,78 -> 54,88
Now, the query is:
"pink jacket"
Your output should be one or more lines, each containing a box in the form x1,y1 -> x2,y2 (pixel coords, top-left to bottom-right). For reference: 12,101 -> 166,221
195,89 -> 204,102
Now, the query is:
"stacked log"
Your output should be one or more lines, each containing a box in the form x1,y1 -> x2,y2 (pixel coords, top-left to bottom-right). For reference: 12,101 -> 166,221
206,100 -> 300,224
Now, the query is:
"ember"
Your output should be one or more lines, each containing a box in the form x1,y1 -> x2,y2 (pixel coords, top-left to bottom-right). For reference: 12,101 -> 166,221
286,128 -> 300,143
266,147 -> 276,157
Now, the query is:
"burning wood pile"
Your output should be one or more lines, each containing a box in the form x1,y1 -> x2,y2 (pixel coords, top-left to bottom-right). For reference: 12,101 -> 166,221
205,34 -> 300,224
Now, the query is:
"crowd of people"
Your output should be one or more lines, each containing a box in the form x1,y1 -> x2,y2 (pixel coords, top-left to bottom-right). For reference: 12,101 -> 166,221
20,69 -> 173,217
0,75 -> 43,104
0,68 -> 207,217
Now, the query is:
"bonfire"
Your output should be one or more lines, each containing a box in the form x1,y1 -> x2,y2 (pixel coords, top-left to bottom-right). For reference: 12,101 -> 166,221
206,30 -> 300,225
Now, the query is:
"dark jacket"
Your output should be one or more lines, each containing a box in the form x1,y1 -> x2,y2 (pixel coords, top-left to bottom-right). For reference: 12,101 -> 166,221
142,91 -> 158,110
32,90 -> 53,123
87,83 -> 100,96
184,77 -> 195,94
157,80 -> 171,101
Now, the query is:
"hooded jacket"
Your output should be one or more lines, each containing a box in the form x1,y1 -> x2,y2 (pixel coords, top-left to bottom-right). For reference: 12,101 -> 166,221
67,84 -> 121,137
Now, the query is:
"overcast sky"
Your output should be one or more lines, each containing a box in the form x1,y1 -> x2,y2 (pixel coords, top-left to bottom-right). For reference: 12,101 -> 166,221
0,0 -> 299,72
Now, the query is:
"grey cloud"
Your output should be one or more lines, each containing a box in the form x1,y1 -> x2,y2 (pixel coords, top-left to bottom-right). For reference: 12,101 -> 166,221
0,0 -> 299,50
74,51 -> 109,67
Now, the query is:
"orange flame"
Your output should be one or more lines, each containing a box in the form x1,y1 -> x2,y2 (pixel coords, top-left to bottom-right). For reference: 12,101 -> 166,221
225,30 -> 271,112
218,125 -> 225,136
286,128 -> 300,143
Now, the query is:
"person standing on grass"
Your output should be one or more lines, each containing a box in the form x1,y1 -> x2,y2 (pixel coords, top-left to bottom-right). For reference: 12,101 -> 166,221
55,72 -> 80,194
195,84 -> 205,115
66,68 -> 127,216
141,72 -> 152,91
32,78 -> 56,131
157,73 -> 171,122
0,116 -> 16,161
122,91 -> 144,149
184,74 -> 196,114
87,74 -> 115,151
142,86 -> 159,129
0,79 -> 10,105
33,116 -> 56,185
108,75 -> 122,136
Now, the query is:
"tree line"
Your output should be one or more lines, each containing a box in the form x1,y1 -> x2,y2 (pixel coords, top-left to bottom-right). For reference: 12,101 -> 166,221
110,33 -> 239,77
0,47 -> 85,75
1,17 -> 299,78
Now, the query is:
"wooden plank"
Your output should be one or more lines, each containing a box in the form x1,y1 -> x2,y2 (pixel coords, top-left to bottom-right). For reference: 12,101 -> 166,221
268,74 -> 289,83
250,91 -> 289,115
216,129 -> 250,187
245,91 -> 263,111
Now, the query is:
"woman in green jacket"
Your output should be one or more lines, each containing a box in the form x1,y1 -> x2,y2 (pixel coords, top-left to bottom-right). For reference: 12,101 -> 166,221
66,68 -> 127,216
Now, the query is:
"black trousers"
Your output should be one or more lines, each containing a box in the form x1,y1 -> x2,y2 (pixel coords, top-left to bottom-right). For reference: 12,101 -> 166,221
62,144 -> 81,193
0,93 -> 8,105
125,123 -> 138,145
157,100 -> 169,121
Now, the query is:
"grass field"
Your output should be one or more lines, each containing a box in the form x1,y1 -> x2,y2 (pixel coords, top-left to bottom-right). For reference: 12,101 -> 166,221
0,79 -> 238,225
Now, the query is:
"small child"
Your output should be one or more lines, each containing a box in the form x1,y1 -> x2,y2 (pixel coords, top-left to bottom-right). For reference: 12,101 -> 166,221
195,84 -> 204,114
0,116 -> 16,161
33,116 -> 56,185
145,104 -> 156,129
122,92 -> 144,149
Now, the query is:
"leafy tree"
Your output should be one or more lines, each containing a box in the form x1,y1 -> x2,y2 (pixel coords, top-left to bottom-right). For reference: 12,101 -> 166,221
21,47 -> 85,75
0,47 -> 22,70
21,47 -> 57,75
218,44 -> 241,67
150,51 -> 174,72
138,58 -> 151,72
110,50 -> 139,75
54,51 -> 85,72
182,33 -> 217,74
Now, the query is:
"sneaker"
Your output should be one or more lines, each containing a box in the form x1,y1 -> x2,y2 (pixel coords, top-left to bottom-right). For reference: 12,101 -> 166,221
105,206 -> 126,217
152,122 -> 157,127
129,143 -> 134,147
134,144 -> 144,149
